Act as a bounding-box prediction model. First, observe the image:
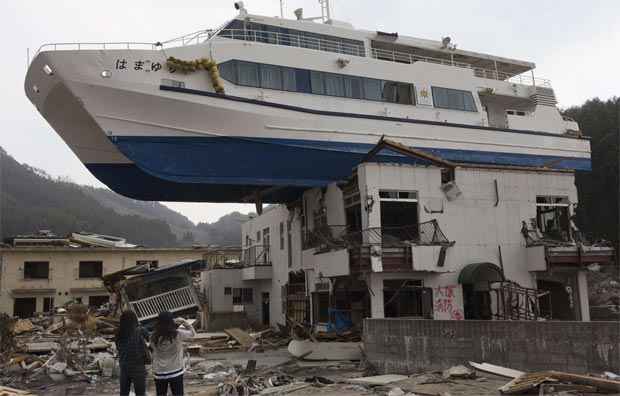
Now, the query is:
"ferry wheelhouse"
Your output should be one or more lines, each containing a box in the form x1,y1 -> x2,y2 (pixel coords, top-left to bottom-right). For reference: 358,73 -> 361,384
25,2 -> 589,203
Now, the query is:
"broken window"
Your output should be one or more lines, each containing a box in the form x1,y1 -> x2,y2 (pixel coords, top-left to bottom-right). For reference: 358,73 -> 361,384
536,196 -> 570,241
136,260 -> 159,269
383,279 -> 433,318
379,190 -> 419,244
233,288 -> 253,304
79,261 -> 103,278
24,261 -> 49,279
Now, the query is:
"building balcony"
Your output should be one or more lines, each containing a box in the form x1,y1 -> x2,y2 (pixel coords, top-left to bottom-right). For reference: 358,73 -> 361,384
305,220 -> 453,274
241,245 -> 272,280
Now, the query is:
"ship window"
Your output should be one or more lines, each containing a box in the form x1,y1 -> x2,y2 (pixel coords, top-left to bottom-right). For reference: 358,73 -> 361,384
324,73 -> 345,97
432,86 -> 477,112
363,78 -> 383,101
295,69 -> 311,93
282,67 -> 297,91
310,71 -> 325,94
344,76 -> 362,99
383,82 -> 415,105
259,64 -> 282,90
218,61 -> 237,84
237,61 -> 259,87
161,78 -> 186,89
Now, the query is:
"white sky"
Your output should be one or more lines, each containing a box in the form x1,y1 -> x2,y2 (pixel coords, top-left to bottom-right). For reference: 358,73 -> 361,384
1,0 -> 619,224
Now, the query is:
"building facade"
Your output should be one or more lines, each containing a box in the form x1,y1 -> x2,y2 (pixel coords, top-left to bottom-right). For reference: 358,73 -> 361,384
0,245 -> 240,318
204,158 -> 614,330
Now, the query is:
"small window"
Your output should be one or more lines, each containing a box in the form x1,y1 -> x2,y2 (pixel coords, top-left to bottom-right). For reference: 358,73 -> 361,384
218,61 -> 237,83
259,64 -> 282,90
279,222 -> 285,250
233,287 -> 254,304
237,61 -> 259,87
79,261 -> 103,278
344,76 -> 362,99
324,73 -> 345,97
363,78 -> 383,101
310,71 -> 324,94
136,260 -> 159,269
224,287 -> 232,296
24,261 -> 49,279
432,86 -> 477,112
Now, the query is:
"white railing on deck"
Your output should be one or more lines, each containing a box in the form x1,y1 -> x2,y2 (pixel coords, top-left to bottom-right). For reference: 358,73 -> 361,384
129,286 -> 198,321
34,28 -> 550,87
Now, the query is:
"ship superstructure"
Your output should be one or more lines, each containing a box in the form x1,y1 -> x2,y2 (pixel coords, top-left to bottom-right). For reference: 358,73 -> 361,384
25,2 -> 589,203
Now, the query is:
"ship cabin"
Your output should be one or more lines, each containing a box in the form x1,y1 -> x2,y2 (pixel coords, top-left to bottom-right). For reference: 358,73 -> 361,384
209,12 -> 579,135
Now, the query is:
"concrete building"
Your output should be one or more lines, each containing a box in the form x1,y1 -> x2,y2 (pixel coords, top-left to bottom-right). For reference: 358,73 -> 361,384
204,147 -> 614,330
0,235 -> 240,318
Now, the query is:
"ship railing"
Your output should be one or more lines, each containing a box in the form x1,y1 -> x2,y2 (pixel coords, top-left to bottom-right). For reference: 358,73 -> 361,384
36,42 -> 163,55
216,28 -> 366,57
370,47 -> 551,87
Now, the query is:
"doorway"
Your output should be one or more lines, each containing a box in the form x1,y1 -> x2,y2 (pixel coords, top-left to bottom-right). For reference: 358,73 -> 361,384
261,292 -> 270,326
14,297 -> 37,318
537,280 -> 575,320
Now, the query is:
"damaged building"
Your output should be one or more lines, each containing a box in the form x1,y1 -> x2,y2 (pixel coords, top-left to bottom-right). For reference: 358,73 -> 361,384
204,140 -> 615,330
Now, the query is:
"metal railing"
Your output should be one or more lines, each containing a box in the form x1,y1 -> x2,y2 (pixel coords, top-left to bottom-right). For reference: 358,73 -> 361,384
242,244 -> 271,267
217,29 -> 365,57
33,27 -> 551,88
303,219 -> 451,251
129,286 -> 198,322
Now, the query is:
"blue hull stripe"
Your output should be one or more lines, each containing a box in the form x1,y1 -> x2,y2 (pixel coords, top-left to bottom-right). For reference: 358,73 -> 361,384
108,135 -> 591,190
160,85 -> 589,141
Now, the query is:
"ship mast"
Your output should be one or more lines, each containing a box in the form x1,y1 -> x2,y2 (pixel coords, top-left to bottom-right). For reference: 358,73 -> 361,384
319,0 -> 331,22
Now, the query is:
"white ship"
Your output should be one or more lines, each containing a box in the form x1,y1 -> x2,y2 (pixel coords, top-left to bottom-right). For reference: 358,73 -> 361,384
25,1 -> 590,203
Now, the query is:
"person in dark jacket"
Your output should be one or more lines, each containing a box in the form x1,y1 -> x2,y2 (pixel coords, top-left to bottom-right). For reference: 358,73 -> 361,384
115,310 -> 149,396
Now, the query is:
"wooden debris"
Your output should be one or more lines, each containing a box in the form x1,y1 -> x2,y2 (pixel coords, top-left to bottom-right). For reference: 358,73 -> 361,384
258,382 -> 310,395
0,385 -> 36,396
288,339 -> 362,361
469,361 -> 525,379
499,370 -> 620,394
12,320 -> 34,335
224,328 -> 254,348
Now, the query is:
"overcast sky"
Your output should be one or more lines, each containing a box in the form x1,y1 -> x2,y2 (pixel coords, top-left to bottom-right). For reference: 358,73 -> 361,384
2,0 -> 618,224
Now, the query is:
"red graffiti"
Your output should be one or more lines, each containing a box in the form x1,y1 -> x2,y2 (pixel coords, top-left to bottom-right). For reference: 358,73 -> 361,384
433,285 -> 464,320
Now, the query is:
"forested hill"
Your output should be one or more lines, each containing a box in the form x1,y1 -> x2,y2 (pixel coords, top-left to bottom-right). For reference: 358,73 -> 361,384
0,148 -> 249,247
564,97 -> 619,247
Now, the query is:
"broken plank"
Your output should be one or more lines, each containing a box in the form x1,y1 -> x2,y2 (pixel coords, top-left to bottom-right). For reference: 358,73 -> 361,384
0,385 -> 36,396
224,328 -> 254,347
468,361 -> 525,379
547,371 -> 620,393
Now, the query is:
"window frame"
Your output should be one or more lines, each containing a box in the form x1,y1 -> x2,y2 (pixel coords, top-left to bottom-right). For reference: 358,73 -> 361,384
78,261 -> 103,279
431,86 -> 477,112
23,261 -> 50,280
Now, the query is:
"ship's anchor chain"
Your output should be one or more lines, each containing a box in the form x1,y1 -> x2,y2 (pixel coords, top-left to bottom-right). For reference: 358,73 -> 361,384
166,57 -> 225,94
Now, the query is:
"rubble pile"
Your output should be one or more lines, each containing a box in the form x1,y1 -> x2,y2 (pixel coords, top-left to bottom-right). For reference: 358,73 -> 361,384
186,328 -> 291,354
0,303 -> 119,394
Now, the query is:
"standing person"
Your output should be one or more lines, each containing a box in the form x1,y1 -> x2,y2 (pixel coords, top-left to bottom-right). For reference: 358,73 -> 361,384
150,311 -> 196,396
115,310 -> 149,396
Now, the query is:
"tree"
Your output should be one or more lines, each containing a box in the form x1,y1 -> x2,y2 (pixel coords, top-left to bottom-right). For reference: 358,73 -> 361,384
564,97 -> 619,251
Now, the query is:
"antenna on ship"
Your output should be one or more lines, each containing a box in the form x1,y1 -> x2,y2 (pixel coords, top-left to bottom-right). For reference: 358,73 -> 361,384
280,0 -> 284,18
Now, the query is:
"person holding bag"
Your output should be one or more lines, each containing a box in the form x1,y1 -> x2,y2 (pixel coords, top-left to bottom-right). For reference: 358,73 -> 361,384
115,310 -> 150,396
150,311 -> 196,396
